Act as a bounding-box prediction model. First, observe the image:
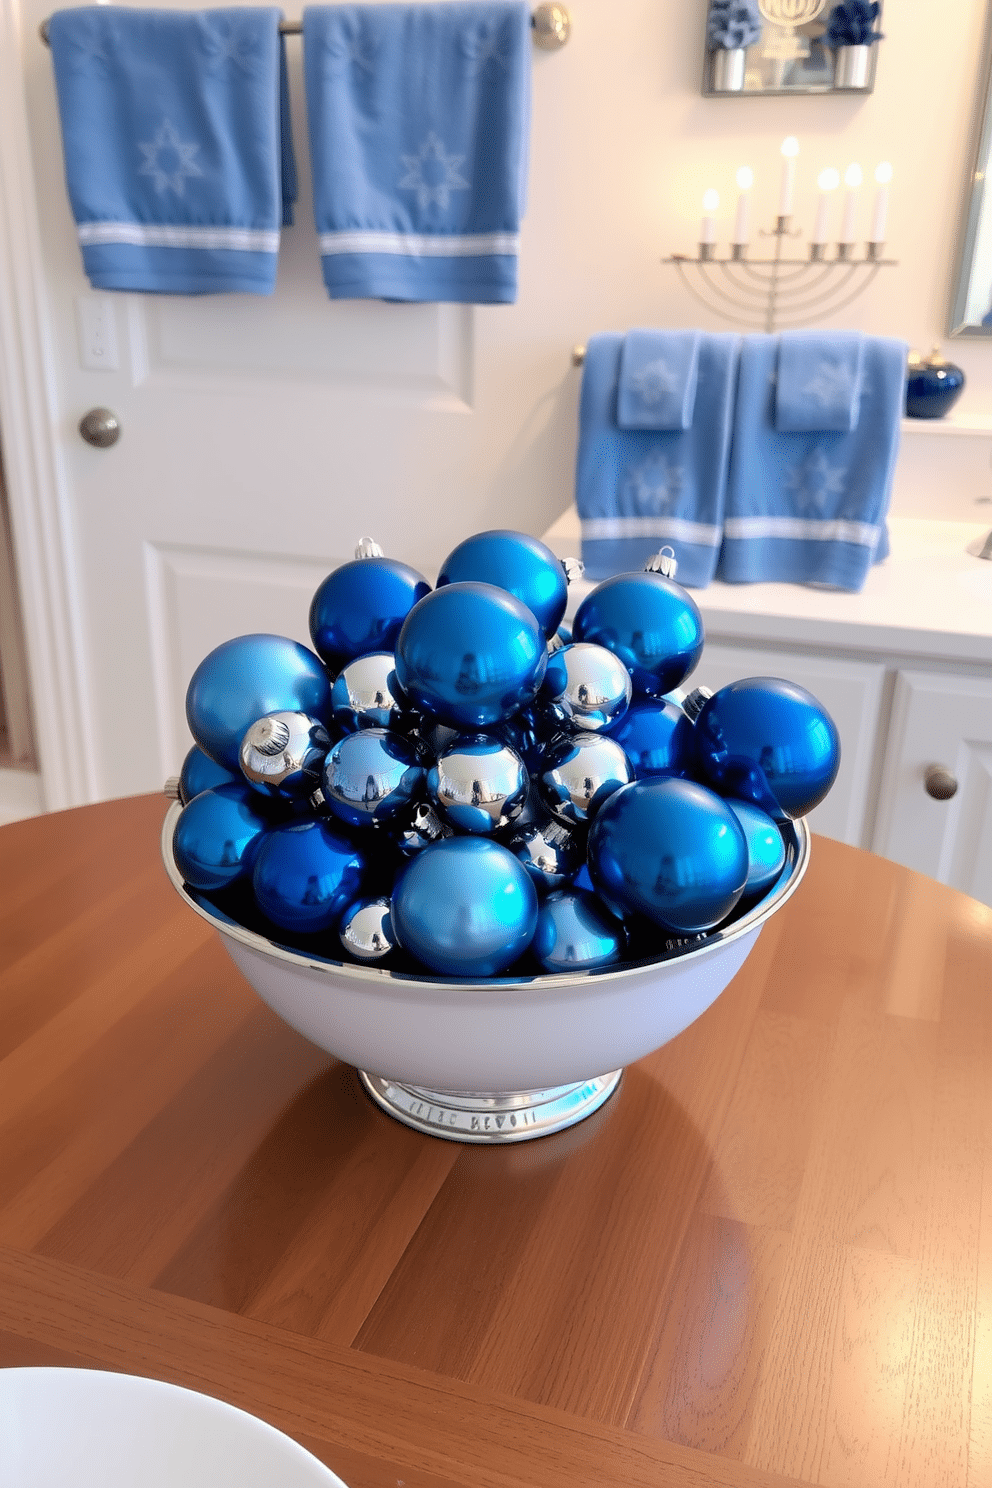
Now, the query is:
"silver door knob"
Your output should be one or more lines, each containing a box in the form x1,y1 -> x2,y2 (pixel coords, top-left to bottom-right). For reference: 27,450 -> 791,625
924,764 -> 958,801
79,407 -> 121,448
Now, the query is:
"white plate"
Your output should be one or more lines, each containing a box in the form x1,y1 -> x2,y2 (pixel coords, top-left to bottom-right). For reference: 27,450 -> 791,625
0,1367 -> 347,1488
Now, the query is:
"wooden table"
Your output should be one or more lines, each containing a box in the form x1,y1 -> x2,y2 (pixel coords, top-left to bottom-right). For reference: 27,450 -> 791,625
2,794 -> 991,1488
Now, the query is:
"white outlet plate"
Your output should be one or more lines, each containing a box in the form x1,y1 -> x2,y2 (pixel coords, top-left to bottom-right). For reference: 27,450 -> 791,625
76,294 -> 120,372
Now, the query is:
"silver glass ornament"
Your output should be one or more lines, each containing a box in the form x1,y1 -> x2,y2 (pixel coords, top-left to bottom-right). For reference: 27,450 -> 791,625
321,727 -> 425,830
506,815 -> 584,893
331,651 -> 409,732
395,801 -> 454,856
239,711 -> 331,799
537,733 -> 633,825
428,735 -> 528,835
531,889 -> 626,973
542,642 -> 632,732
339,897 -> 396,961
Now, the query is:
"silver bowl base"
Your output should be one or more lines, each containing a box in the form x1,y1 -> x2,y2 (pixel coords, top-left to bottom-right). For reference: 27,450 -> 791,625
358,1069 -> 623,1143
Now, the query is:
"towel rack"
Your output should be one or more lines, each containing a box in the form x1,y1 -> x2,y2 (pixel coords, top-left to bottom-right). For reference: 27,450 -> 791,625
39,3 -> 571,48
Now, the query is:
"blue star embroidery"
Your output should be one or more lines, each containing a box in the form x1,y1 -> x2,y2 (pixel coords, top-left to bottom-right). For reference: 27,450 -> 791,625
138,120 -> 205,197
398,133 -> 470,211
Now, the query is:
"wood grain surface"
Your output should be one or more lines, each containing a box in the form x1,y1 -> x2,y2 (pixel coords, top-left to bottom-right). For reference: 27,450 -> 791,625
1,793 -> 990,1488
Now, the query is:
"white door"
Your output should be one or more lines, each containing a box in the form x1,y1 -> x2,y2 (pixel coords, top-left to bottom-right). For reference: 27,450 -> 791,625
1,0 -> 586,805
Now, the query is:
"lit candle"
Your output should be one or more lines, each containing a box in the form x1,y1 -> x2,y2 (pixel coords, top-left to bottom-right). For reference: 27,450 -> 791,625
841,163 -> 862,243
701,188 -> 719,245
871,161 -> 892,243
733,166 -> 753,244
813,167 -> 839,244
779,137 -> 799,216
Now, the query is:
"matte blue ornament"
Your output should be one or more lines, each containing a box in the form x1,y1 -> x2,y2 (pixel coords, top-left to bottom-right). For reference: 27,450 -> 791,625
391,836 -> 538,977
427,734 -> 528,835
172,782 -> 270,892
331,651 -> 409,733
252,818 -> 366,935
186,633 -> 333,773
531,889 -> 626,973
725,799 -> 787,897
394,582 -> 547,729
537,732 -> 633,825
506,814 -> 584,893
437,529 -> 568,638
321,728 -> 425,830
178,745 -> 238,804
692,676 -> 841,820
309,556 -> 430,673
606,699 -> 694,779
587,777 -> 749,933
572,571 -> 705,697
542,643 -> 632,732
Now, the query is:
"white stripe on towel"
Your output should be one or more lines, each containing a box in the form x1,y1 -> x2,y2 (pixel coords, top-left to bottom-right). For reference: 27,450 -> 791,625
581,516 -> 723,548
78,222 -> 280,252
318,230 -> 520,258
723,516 -> 881,548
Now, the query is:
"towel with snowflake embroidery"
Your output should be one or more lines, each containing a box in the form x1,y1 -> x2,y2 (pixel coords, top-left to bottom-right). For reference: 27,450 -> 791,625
48,6 -> 296,295
720,332 -> 907,591
302,2 -> 531,303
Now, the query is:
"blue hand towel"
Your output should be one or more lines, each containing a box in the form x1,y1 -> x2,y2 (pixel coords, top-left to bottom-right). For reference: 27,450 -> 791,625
775,330 -> 864,431
303,2 -> 531,303
575,331 -> 742,588
48,6 -> 297,295
720,333 -> 907,591
617,330 -> 701,430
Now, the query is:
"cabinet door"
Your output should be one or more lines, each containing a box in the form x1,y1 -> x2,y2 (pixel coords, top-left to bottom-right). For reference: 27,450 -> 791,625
873,670 -> 992,907
695,645 -> 886,847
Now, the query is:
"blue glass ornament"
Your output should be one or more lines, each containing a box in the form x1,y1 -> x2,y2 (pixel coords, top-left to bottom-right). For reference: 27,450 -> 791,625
239,711 -> 331,799
537,732 -> 633,825
186,633 -> 333,773
506,815 -> 584,893
252,819 -> 365,935
331,652 -> 409,733
531,889 -> 626,973
587,777 -> 748,933
428,734 -> 528,835
572,571 -> 705,697
606,698 -> 694,779
542,643 -> 632,732
172,782 -> 270,892
321,728 -> 425,830
309,556 -> 430,673
692,677 -> 841,820
178,745 -> 238,804
437,529 -> 568,638
725,799 -> 787,898
394,582 -> 547,730
339,897 -> 396,962
391,837 -> 538,977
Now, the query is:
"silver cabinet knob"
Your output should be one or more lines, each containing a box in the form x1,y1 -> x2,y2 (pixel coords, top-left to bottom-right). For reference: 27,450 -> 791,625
79,407 -> 121,448
532,3 -> 570,48
924,764 -> 958,801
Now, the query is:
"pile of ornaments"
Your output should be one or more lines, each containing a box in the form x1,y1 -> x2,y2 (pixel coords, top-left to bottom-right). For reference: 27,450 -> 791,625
171,530 -> 840,980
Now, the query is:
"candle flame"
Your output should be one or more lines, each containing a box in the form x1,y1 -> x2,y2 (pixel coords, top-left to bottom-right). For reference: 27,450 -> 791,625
736,166 -> 754,191
702,189 -> 720,212
781,136 -> 800,158
817,168 -> 840,192
844,163 -> 863,188
875,161 -> 893,184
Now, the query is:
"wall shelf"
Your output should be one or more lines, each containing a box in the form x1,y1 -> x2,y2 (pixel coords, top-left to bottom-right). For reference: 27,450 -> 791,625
900,413 -> 992,437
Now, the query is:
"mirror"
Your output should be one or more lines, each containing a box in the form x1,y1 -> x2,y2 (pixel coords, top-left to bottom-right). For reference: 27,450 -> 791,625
950,17 -> 992,334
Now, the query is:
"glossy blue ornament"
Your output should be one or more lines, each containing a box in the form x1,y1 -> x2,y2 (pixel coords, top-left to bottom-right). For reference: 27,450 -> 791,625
537,732 -> 633,825
309,556 -> 431,673
186,633 -> 333,773
331,652 -> 409,733
587,777 -> 748,933
693,677 -> 841,820
252,819 -> 366,934
725,799 -> 787,897
178,745 -> 238,804
321,728 -> 425,830
572,571 -> 705,697
542,643 -> 632,732
394,582 -> 547,729
531,889 -> 626,973
391,837 -> 538,977
437,529 -> 568,638
172,782 -> 270,892
427,734 -> 528,834
606,699 -> 694,779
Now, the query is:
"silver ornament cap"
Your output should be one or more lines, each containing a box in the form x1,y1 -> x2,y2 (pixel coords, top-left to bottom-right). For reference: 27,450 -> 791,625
645,546 -> 678,579
354,536 -> 385,560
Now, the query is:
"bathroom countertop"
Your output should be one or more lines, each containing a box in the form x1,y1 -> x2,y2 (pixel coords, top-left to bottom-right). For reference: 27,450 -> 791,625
542,509 -> 992,667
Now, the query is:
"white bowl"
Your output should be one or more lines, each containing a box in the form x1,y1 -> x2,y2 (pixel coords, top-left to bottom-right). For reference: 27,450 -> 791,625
162,803 -> 809,1141
0,1368 -> 344,1488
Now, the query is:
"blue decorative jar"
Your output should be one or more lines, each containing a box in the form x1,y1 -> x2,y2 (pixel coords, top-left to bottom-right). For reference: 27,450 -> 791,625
905,347 -> 965,420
